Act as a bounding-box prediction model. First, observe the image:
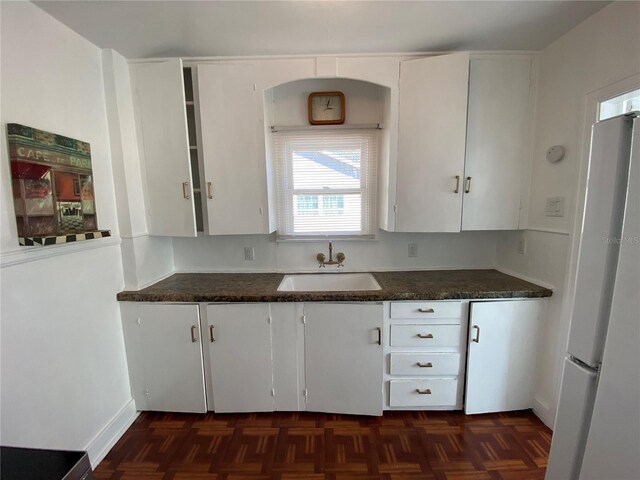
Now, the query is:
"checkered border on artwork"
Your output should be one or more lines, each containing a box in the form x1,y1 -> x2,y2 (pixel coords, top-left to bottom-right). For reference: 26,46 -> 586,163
19,230 -> 111,247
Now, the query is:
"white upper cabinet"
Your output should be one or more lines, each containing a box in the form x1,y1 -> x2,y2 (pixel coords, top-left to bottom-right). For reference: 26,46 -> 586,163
395,53 -> 470,232
462,56 -> 534,230
133,59 -> 197,237
197,64 -> 269,235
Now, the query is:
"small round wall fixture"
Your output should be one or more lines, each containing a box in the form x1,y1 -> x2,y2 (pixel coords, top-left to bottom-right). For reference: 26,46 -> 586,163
546,145 -> 565,164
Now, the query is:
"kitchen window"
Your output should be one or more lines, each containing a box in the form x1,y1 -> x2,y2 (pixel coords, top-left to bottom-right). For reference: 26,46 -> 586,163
274,130 -> 378,238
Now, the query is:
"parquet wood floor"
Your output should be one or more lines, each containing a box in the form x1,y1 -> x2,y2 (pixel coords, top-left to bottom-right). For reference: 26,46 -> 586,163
94,410 -> 552,480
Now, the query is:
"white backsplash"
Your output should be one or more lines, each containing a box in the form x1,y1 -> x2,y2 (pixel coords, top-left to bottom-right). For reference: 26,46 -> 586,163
172,230 -> 499,273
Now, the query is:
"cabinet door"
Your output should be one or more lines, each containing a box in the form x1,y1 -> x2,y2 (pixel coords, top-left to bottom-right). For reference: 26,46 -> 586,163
465,300 -> 543,414
121,303 -> 206,413
197,64 -> 267,235
305,303 -> 383,415
396,53 -> 469,232
462,56 -> 533,230
133,59 -> 197,237
206,304 -> 274,412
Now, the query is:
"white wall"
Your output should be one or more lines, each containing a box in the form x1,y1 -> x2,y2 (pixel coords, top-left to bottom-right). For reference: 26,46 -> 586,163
173,230 -> 498,272
102,49 -> 174,289
0,2 -> 135,465
497,1 -> 640,426
272,77 -> 384,126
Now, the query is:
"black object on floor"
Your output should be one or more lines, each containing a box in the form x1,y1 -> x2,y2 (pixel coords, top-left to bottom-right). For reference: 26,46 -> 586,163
0,446 -> 94,480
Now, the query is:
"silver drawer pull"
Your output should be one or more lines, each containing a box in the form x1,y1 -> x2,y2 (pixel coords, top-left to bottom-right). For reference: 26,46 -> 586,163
416,362 -> 433,368
182,181 -> 191,199
209,325 -> 215,342
190,325 -> 198,343
415,389 -> 432,395
417,308 -> 435,313
417,333 -> 434,339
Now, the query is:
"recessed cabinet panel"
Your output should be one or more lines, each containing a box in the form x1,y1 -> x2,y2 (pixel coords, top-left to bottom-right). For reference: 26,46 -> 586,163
120,303 -> 206,413
390,301 -> 462,320
305,303 -> 384,416
390,353 -> 461,376
462,56 -> 533,230
390,324 -> 461,348
197,64 -> 268,235
206,304 -> 274,412
133,59 -> 197,237
389,379 -> 458,407
396,53 -> 470,232
465,300 -> 544,414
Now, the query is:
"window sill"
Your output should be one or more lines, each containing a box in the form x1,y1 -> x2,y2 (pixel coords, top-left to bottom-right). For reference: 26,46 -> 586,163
276,234 -> 379,243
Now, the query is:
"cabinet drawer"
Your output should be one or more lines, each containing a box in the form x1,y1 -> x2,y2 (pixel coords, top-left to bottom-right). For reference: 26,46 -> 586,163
390,353 -> 460,376
390,301 -> 462,320
390,379 -> 458,407
390,324 -> 461,348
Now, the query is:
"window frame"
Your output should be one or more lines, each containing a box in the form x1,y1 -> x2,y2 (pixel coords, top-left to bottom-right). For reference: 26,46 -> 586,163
273,129 -> 379,240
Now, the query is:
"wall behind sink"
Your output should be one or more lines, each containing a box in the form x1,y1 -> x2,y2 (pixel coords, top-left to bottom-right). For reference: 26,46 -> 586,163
172,230 -> 499,272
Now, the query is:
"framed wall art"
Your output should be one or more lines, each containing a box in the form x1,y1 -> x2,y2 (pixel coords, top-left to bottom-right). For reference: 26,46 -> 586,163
7,123 -> 110,246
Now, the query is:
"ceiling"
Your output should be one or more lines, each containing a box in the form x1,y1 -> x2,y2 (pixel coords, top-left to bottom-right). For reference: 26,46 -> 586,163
33,1 -> 610,59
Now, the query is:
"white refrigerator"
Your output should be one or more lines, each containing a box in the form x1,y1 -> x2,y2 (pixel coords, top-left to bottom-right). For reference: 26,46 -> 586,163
546,113 -> 640,480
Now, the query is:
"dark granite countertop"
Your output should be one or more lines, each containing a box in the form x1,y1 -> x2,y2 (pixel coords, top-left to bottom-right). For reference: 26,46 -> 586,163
117,269 -> 552,303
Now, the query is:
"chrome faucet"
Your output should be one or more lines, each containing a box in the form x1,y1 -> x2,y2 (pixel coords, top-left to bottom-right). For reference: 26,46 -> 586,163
317,241 -> 345,268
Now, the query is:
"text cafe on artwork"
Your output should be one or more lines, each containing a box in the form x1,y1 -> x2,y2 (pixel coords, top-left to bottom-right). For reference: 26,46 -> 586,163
7,123 -> 100,244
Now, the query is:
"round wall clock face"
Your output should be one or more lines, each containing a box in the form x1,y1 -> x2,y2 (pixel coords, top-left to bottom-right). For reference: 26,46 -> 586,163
308,92 -> 345,125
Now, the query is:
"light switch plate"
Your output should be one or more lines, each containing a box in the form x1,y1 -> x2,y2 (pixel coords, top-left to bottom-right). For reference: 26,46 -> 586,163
244,247 -> 255,261
408,243 -> 418,258
545,196 -> 565,217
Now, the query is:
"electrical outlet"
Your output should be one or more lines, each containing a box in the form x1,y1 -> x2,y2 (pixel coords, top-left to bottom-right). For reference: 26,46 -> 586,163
408,243 -> 418,258
517,237 -> 526,255
244,247 -> 255,261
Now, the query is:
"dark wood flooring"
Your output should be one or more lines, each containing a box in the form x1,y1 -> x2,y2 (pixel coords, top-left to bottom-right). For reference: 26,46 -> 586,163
94,410 -> 551,480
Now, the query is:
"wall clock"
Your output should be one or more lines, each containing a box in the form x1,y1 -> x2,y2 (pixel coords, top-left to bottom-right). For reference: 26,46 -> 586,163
308,91 -> 345,125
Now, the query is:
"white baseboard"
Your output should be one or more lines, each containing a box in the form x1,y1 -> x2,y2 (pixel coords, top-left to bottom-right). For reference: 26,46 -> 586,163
85,399 -> 138,468
533,396 -> 555,429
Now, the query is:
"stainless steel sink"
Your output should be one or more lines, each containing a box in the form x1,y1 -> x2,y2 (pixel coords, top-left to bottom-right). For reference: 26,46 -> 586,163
277,273 -> 381,292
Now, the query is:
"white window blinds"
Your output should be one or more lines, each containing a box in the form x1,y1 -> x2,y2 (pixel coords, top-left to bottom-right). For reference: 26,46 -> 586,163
274,130 -> 378,238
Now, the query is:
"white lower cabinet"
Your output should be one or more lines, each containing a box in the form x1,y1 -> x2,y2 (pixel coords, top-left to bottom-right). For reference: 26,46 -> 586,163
120,298 -> 545,416
390,378 -> 458,407
206,304 -> 275,412
304,303 -> 384,415
384,301 -> 467,410
464,299 -> 545,414
120,303 -> 207,413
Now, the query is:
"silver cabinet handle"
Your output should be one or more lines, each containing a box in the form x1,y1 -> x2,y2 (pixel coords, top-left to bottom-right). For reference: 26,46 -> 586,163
190,324 -> 198,343
472,324 -> 480,343
465,176 -> 472,193
375,327 -> 382,345
454,175 -> 460,193
418,308 -> 435,313
209,325 -> 215,342
415,389 -> 432,395
417,333 -> 434,339
207,181 -> 213,199
416,362 -> 433,368
182,181 -> 190,199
